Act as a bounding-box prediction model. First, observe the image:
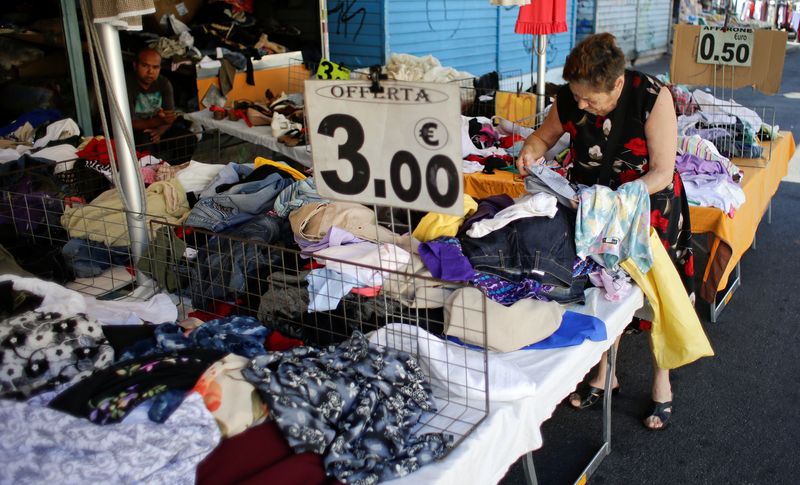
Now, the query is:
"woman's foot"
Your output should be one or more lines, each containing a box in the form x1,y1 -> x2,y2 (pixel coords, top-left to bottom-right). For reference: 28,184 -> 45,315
644,400 -> 673,430
645,369 -> 673,429
568,377 -> 620,409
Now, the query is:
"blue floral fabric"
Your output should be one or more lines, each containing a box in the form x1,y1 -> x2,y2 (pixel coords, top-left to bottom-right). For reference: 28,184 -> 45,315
119,316 -> 270,363
111,316 -> 269,423
154,316 -> 270,359
243,331 -> 452,484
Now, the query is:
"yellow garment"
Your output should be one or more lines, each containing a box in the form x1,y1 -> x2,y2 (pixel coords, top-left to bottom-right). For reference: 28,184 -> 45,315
620,229 -> 714,369
412,195 -> 478,243
254,157 -> 306,180
495,91 -> 537,127
61,179 -> 190,247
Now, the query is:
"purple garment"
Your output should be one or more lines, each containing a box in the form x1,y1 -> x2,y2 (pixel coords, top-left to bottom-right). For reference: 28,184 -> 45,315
418,237 -> 475,281
458,194 -> 515,237
296,226 -> 364,257
675,153 -> 728,178
471,271 -> 555,306
572,257 -> 603,277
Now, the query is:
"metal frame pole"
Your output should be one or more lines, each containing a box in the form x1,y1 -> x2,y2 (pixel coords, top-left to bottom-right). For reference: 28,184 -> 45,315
61,0 -> 93,135
320,0 -> 330,60
95,22 -> 149,272
536,34 -> 547,123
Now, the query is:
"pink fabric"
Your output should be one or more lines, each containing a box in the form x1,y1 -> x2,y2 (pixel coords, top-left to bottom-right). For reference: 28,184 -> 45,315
141,166 -> 157,185
514,0 -> 568,35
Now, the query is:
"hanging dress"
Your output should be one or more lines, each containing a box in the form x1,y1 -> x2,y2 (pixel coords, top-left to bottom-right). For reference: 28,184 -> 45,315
515,0 -> 568,35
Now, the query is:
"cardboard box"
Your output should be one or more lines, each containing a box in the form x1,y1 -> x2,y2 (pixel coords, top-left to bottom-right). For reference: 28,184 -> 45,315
144,0 -> 202,34
670,24 -> 787,95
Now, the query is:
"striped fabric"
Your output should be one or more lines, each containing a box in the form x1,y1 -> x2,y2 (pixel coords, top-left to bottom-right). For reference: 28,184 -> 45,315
677,135 -> 741,180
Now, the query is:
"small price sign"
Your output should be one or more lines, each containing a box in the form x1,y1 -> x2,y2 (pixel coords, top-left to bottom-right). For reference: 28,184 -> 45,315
316,59 -> 351,80
305,80 -> 463,215
696,26 -> 754,67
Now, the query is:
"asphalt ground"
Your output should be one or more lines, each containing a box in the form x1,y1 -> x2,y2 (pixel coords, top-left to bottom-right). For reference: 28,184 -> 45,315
499,48 -> 800,484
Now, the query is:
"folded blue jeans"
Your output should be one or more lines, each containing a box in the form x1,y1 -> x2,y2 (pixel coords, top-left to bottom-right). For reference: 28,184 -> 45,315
185,172 -> 293,232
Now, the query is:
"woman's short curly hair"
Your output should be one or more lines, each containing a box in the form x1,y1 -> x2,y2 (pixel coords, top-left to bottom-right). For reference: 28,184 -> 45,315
562,33 -> 626,92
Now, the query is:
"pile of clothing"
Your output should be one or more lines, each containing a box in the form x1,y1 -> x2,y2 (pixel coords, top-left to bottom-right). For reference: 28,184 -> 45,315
0,274 -> 450,484
671,88 -> 771,217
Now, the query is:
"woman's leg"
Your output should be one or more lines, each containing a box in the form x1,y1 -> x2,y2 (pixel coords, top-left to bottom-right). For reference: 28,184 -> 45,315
644,366 -> 674,429
569,336 -> 621,408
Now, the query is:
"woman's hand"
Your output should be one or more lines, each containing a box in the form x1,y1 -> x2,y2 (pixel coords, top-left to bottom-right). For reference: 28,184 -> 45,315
515,99 -> 566,176
516,148 -> 544,176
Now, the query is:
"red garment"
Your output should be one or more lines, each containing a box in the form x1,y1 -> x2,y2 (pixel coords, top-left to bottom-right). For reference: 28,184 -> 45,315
499,134 -> 525,149
465,154 -> 515,165
187,301 -> 239,321
350,286 -> 381,297
515,0 -> 568,35
173,226 -> 192,239
196,421 -> 343,485
302,260 -> 326,270
266,331 -> 304,352
76,137 -> 147,166
222,0 -> 254,13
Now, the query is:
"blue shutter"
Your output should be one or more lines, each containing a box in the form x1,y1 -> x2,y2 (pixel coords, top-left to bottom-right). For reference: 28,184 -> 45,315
329,1 -> 579,79
384,0 -> 499,77
328,0 -> 386,68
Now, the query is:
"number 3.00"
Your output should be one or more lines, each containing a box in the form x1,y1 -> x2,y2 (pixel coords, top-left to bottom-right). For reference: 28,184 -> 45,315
317,114 -> 460,209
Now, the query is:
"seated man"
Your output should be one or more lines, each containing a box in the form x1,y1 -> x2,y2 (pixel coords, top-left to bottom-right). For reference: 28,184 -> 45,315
127,47 -> 195,164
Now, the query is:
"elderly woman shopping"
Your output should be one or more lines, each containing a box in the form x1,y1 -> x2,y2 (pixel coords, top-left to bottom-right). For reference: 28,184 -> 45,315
516,33 -> 699,430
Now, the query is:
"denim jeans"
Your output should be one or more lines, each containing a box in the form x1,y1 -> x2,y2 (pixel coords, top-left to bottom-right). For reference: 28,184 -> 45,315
273,177 -> 327,218
185,172 -> 293,232
460,208 -> 583,301
180,214 -> 291,310
62,237 -> 130,278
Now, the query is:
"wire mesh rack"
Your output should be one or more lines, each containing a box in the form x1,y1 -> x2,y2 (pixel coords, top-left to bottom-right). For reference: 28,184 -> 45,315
142,216 -> 491,448
0,139 -> 491,454
672,91 -> 777,164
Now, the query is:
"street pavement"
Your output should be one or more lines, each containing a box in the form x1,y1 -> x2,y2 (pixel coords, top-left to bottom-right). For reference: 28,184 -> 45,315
499,48 -> 800,484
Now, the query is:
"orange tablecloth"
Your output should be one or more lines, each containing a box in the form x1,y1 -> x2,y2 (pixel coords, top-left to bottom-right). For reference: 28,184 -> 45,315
690,131 -> 795,301
462,131 -> 796,302
464,169 -> 527,199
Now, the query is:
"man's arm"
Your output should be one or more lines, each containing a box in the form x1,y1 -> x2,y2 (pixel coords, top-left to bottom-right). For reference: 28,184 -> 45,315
132,117 -> 164,131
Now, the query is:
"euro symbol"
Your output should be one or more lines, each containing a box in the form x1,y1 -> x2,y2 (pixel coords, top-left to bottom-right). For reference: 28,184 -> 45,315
419,122 -> 439,147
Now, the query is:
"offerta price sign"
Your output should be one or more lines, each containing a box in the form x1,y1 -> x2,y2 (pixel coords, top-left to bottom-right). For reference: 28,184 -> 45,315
305,80 -> 463,216
696,26 -> 754,67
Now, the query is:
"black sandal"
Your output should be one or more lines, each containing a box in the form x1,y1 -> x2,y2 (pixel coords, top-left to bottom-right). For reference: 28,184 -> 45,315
568,384 -> 620,410
644,400 -> 673,430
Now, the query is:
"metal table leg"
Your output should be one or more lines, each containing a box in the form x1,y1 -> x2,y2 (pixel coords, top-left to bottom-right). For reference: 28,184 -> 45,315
573,345 -> 617,485
522,449 -> 538,485
521,344 -> 618,485
768,200 -> 772,224
709,262 -> 741,323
